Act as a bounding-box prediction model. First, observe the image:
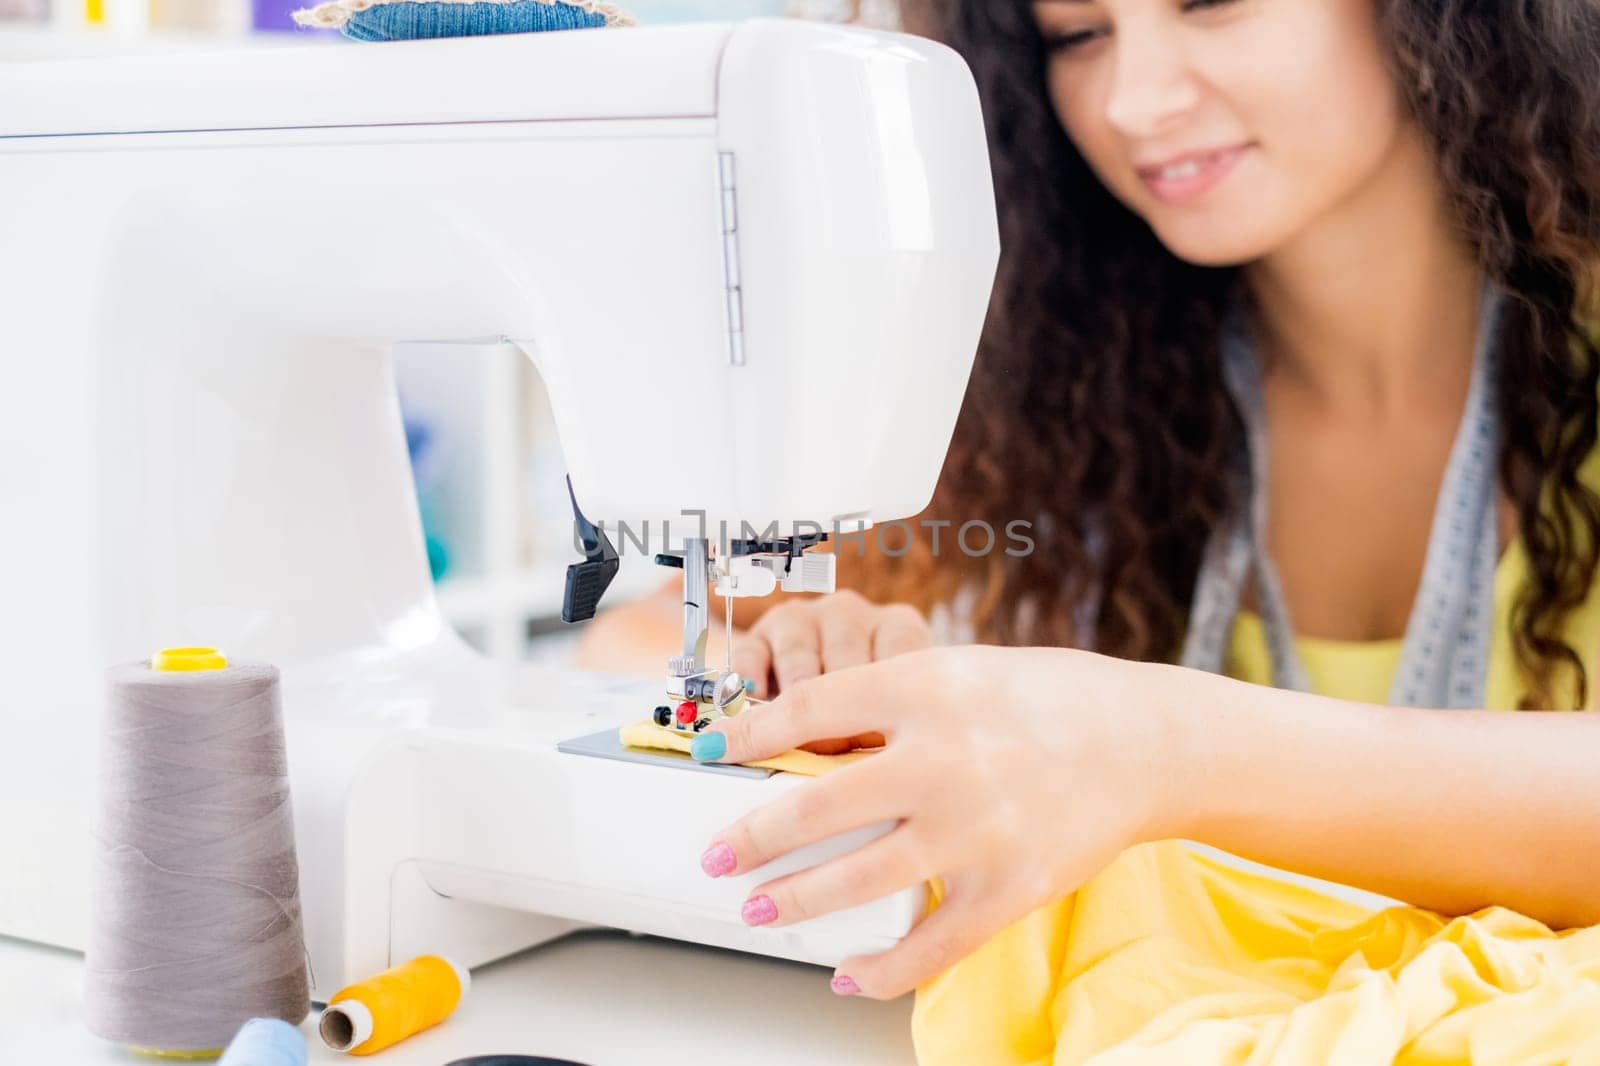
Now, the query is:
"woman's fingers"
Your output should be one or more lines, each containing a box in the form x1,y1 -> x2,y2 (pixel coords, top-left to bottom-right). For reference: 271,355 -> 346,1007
730,632 -> 774,699
872,604 -> 935,660
702,756 -> 908,877
818,593 -> 873,674
798,597 -> 867,752
719,599 -> 925,751
766,621 -> 822,693
733,597 -> 928,701
701,668 -> 892,764
738,826 -> 929,927
832,888 -> 1002,1000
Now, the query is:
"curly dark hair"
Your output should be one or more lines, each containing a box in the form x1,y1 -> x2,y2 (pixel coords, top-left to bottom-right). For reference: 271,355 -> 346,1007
855,0 -> 1600,708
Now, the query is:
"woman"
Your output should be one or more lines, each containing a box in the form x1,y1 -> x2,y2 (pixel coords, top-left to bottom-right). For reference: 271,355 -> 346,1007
577,0 -> 1600,1019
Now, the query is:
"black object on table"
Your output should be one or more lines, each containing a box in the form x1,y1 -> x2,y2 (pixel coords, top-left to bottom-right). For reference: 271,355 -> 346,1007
445,1058 -> 592,1066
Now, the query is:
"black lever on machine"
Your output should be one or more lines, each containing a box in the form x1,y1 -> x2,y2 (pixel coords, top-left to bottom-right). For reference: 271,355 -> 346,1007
561,475 -> 619,623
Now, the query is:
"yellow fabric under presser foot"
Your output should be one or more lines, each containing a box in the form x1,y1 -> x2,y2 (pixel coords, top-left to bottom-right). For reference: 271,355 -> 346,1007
618,720 -> 874,777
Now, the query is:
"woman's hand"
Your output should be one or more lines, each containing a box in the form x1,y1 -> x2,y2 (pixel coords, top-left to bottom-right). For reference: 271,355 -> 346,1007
694,645 -> 1183,999
732,588 -> 934,754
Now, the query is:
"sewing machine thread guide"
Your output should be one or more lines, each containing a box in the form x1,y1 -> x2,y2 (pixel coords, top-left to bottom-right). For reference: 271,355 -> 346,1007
556,728 -> 773,779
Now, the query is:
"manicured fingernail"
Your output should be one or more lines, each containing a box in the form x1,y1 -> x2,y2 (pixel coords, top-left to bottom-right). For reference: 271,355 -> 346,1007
741,894 -> 778,926
691,731 -> 727,762
830,975 -> 860,996
700,842 -> 736,878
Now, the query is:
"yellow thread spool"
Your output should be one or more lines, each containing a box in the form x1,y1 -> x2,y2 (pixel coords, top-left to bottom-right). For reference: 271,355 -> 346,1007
320,955 -> 468,1056
126,1048 -> 223,1060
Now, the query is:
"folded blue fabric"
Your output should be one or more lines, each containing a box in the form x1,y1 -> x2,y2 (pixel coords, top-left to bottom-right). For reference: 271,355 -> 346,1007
293,0 -> 631,40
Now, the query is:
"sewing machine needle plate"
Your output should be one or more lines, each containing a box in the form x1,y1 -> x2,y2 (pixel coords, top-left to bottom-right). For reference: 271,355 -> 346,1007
556,727 -> 774,779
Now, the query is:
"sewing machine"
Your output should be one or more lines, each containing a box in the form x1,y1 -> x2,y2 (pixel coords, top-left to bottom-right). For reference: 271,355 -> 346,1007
0,19 -> 998,996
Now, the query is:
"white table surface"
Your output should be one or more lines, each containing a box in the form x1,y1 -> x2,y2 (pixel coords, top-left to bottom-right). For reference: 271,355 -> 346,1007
0,930 -> 916,1066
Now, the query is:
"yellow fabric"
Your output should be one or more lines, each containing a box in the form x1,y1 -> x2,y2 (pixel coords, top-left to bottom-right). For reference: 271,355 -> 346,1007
912,450 -> 1600,1062
913,840 -> 1600,1065
618,719 -> 873,776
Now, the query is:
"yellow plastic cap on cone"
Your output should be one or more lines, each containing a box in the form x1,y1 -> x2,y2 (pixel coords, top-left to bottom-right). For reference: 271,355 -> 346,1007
151,647 -> 228,672
127,1047 -> 223,1060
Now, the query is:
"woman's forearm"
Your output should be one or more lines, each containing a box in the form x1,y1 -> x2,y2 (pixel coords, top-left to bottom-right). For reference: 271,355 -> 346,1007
1156,664 -> 1600,929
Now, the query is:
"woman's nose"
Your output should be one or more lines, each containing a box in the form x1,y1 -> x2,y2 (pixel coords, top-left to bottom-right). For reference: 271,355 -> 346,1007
1103,22 -> 1203,139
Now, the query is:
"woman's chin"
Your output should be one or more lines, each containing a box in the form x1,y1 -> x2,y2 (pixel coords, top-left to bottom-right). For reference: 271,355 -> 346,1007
1149,218 -> 1279,268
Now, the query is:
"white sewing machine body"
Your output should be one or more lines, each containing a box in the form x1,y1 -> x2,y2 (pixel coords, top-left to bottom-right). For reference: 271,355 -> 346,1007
0,21 -> 998,995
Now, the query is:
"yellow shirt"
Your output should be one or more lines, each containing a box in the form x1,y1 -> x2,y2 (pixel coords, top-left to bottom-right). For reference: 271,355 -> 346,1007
1227,610 -> 1404,706
1225,508 -> 1600,708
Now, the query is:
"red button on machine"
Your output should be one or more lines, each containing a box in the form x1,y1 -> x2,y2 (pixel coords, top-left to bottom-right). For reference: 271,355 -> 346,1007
675,700 -> 697,725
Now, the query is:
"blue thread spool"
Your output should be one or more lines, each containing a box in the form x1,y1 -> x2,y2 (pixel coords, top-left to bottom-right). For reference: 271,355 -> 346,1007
292,0 -> 628,40
219,1018 -> 307,1066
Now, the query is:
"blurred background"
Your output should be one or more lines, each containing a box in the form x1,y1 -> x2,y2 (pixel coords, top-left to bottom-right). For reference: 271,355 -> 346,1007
0,0 -> 921,662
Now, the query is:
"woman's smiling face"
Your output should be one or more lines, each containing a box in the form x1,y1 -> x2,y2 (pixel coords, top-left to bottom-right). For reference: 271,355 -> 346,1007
1033,0 -> 1407,266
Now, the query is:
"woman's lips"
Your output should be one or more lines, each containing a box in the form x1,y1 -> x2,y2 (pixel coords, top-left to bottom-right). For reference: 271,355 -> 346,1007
1136,144 -> 1251,205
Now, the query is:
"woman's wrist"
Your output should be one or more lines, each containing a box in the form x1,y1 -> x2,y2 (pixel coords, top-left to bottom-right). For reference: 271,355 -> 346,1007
1148,663 -> 1396,861
1130,660 -> 1257,845
1072,653 -> 1212,847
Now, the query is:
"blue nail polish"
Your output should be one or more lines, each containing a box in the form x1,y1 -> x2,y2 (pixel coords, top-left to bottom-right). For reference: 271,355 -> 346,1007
743,678 -> 756,692
691,732 -> 727,762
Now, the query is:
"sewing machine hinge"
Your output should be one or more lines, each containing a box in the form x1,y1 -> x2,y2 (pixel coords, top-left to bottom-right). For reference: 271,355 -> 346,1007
718,151 -> 746,367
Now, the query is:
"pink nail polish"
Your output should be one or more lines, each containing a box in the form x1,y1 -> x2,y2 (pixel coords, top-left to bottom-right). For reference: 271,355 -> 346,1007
830,975 -> 860,996
700,842 -> 736,878
741,894 -> 779,926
